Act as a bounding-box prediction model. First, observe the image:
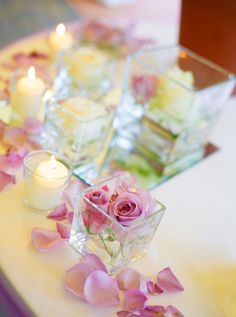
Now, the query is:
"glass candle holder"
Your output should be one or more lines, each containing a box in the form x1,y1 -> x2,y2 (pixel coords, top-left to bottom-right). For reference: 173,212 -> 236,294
42,95 -> 113,177
114,44 -> 235,177
23,150 -> 71,211
69,174 -> 165,273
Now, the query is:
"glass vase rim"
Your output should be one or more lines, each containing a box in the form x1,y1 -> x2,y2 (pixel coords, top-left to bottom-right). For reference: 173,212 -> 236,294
24,149 -> 72,181
128,44 -> 236,92
77,174 -> 166,232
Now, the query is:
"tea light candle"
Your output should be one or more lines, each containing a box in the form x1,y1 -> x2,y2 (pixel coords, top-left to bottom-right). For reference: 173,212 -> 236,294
24,152 -> 69,210
49,23 -> 74,54
11,66 -> 45,119
34,155 -> 68,188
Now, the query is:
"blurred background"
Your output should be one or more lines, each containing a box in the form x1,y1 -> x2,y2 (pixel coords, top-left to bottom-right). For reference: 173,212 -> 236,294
0,0 -> 236,72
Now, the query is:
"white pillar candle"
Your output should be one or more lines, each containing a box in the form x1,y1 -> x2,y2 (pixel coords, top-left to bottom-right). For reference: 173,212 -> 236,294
25,155 -> 69,210
49,23 -> 74,54
11,66 -> 45,119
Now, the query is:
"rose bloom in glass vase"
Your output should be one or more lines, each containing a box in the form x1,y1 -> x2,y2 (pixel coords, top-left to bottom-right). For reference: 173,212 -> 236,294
69,174 -> 165,273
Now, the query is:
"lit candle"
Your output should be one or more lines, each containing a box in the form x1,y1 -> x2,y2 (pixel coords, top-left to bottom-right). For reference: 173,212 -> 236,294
34,155 -> 68,188
49,23 -> 74,54
24,153 -> 69,210
11,66 -> 45,119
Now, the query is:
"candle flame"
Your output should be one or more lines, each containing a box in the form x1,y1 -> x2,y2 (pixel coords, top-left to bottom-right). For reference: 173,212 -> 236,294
50,155 -> 57,170
28,66 -> 36,80
56,23 -> 65,36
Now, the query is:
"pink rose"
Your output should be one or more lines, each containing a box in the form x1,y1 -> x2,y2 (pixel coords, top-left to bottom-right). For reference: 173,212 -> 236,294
131,74 -> 158,104
83,188 -> 110,234
85,187 -> 109,207
109,190 -> 156,227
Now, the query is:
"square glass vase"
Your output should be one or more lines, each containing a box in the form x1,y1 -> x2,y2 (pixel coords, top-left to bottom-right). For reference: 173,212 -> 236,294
42,95 -> 112,175
115,44 -> 235,176
69,174 -> 165,273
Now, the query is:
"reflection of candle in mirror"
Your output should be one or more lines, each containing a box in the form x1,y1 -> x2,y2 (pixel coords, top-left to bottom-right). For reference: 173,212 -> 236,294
49,23 -> 74,54
11,66 -> 45,119
25,154 -> 69,210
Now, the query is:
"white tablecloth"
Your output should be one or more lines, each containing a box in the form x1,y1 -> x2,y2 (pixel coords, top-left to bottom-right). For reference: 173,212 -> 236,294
0,96 -> 235,317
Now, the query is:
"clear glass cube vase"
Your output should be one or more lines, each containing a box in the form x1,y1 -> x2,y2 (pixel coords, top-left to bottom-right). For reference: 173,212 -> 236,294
115,45 -> 235,176
42,95 -> 112,175
69,174 -> 165,273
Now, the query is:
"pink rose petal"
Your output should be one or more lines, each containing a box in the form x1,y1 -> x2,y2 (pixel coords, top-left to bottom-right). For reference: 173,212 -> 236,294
166,305 -> 184,317
64,263 -> 93,300
116,268 -> 141,291
157,267 -> 184,293
0,172 -> 16,191
146,280 -> 163,295
56,223 -> 71,239
84,270 -> 120,306
2,126 -> 27,150
117,311 -> 140,317
140,305 -> 166,317
80,253 -> 108,273
64,179 -> 84,210
139,278 -> 149,295
67,211 -> 74,223
102,184 -> 109,192
124,289 -> 147,311
0,153 -> 23,171
24,117 -> 43,135
31,227 -> 62,252
0,120 -> 6,139
47,203 -> 68,221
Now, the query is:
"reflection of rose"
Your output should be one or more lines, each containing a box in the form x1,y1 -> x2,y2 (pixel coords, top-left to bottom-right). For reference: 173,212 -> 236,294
109,190 -> 155,227
83,188 -> 110,234
131,74 -> 158,104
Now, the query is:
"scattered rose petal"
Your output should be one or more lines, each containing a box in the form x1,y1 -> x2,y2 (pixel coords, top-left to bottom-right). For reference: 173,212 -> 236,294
146,280 -> 163,295
140,305 -> 166,317
56,222 -> 71,239
31,227 -> 62,252
0,120 -> 6,139
124,289 -> 147,311
0,153 -> 23,171
139,278 -> 149,295
67,211 -> 74,223
2,126 -> 27,150
80,253 -> 108,273
166,305 -> 184,317
64,263 -> 93,300
116,268 -> 141,291
84,270 -> 120,306
157,267 -> 184,293
24,117 -> 43,135
47,203 -> 68,221
64,180 -> 84,210
0,172 -> 16,191
117,311 -> 140,317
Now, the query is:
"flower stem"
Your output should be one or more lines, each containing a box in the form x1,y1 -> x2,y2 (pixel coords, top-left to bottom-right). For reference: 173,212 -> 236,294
98,233 -> 114,257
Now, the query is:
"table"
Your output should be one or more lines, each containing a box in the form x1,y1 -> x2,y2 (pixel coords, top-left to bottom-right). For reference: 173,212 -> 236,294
0,23 -> 236,317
